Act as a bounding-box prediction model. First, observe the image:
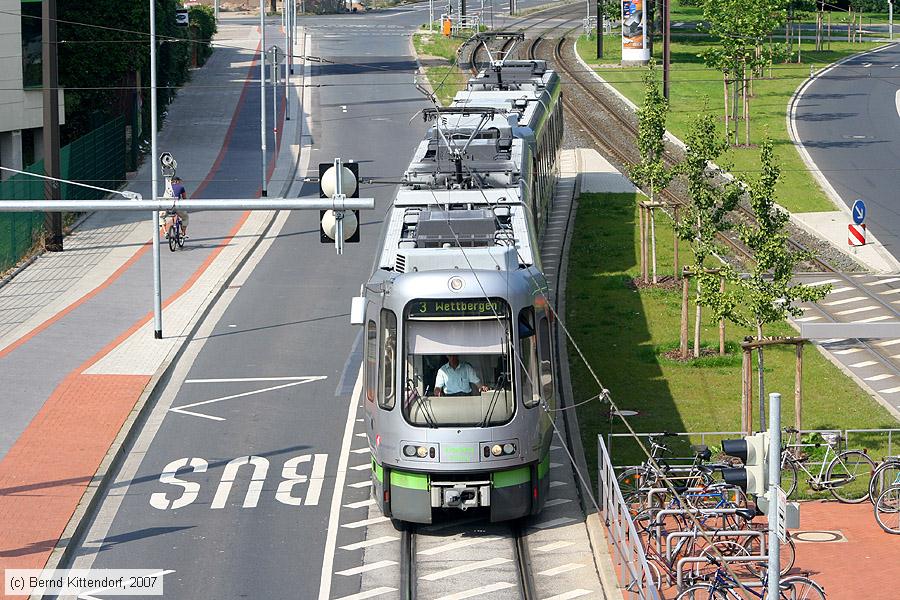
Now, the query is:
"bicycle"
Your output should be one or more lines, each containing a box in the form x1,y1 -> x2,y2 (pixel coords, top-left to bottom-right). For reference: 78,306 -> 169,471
676,555 -> 826,600
781,428 -> 875,503
165,210 -> 185,252
869,455 -> 900,502
874,484 -> 900,535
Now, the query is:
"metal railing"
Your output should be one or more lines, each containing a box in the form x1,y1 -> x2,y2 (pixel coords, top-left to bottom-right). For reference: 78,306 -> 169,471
440,13 -> 481,35
597,435 -> 661,599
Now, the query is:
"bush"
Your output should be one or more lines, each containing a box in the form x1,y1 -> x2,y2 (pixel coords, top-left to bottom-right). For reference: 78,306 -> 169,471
190,5 -> 217,65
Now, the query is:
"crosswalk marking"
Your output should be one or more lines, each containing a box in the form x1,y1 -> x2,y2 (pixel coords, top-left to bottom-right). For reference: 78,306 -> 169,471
835,306 -> 880,316
870,277 -> 900,285
824,296 -> 867,306
549,480 -> 567,488
344,498 -> 376,509
349,463 -> 371,471
340,535 -> 399,551
826,286 -> 854,294
544,498 -> 573,508
538,563 -> 584,576
858,315 -> 894,323
833,348 -> 863,355
434,582 -> 516,600
880,288 -> 900,296
865,374 -> 894,382
420,558 -> 512,581
336,560 -> 397,576
849,361 -> 878,368
351,447 -> 370,454
795,316 -> 821,322
879,386 -> 900,394
348,480 -> 372,489
342,516 -> 391,529
878,339 -> 900,347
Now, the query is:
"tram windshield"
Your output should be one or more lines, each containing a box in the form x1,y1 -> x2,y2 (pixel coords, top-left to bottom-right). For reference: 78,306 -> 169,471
403,318 -> 514,427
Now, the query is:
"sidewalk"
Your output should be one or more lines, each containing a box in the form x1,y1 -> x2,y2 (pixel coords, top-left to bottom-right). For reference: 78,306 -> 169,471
0,17 -> 307,583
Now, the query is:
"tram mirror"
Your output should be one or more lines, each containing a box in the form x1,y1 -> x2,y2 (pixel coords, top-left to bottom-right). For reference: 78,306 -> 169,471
350,297 -> 367,325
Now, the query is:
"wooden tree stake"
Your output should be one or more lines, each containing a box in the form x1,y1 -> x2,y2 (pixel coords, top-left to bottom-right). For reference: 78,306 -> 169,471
673,206 -> 679,279
680,271 -> 689,359
719,276 -> 726,355
795,342 -> 803,432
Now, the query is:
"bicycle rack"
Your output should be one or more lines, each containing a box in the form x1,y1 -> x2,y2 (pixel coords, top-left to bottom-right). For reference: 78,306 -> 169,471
675,555 -> 768,590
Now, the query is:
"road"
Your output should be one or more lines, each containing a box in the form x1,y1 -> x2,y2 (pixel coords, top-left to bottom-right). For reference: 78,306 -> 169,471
793,42 -> 900,261
61,3 -> 567,599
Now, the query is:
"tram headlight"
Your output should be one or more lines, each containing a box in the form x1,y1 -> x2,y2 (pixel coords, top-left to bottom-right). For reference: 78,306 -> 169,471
491,444 -> 503,457
403,445 -> 417,457
502,443 -> 515,455
416,446 -> 428,458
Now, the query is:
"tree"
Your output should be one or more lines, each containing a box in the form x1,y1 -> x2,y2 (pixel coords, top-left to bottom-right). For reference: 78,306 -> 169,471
676,113 -> 743,357
629,65 -> 674,285
701,0 -> 788,146
714,139 -> 829,421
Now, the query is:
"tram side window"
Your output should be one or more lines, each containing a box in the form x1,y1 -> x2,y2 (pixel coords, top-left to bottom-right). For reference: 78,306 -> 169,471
538,315 -> 555,410
379,309 -> 397,410
518,308 -> 541,408
366,320 -> 377,402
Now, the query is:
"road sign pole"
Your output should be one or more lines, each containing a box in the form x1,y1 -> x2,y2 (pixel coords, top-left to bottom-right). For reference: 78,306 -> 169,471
272,47 -> 278,150
260,0 -> 268,197
768,392 -> 782,600
149,0 -> 163,339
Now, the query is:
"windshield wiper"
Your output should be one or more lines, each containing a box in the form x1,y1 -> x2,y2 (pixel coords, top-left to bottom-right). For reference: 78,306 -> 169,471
407,380 -> 438,428
479,374 -> 507,427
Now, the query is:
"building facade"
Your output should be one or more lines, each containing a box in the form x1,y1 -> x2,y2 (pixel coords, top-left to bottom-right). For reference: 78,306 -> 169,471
0,0 -> 64,180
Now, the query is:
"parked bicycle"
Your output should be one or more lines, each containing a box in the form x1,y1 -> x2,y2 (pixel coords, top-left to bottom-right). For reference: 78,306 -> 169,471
873,484 -> 900,535
781,427 -> 875,503
676,555 -> 826,600
869,455 -> 900,502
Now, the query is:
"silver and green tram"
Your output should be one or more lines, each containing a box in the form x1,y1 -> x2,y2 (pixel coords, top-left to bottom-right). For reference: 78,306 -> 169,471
350,60 -> 562,523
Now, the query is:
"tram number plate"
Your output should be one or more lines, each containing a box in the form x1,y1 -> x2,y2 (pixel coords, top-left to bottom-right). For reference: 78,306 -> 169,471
410,298 -> 503,318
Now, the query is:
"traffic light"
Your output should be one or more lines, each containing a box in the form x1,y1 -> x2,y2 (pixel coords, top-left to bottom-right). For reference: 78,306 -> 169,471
319,161 -> 360,244
721,432 -> 770,496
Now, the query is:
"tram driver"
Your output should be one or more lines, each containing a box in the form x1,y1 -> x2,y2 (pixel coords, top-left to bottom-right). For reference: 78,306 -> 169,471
434,354 -> 490,397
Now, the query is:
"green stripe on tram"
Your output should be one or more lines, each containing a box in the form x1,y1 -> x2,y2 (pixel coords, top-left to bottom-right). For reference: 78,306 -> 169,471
537,454 -> 550,479
493,466 -> 531,488
372,458 -> 383,482
390,470 -> 429,490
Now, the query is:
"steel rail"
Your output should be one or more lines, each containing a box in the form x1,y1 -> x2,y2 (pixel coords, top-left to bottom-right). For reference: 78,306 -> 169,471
401,526 -> 416,600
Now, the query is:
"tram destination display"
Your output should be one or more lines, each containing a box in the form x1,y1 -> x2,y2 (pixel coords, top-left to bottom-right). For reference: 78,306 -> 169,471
409,298 -> 505,318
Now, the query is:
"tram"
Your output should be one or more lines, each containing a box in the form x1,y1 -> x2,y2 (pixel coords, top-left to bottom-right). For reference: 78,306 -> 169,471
351,58 -> 563,523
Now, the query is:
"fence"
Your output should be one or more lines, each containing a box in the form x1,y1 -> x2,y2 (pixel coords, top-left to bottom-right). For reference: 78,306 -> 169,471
597,434 -> 661,599
0,116 -> 125,272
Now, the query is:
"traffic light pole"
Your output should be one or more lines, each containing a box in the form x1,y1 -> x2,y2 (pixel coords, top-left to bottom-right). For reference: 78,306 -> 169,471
767,392 -> 782,600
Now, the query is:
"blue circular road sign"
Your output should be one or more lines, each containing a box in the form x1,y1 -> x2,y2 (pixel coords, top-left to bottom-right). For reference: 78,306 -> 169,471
852,199 -> 866,225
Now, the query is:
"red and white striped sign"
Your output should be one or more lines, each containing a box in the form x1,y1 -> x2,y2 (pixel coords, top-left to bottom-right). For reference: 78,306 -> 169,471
848,223 -> 867,247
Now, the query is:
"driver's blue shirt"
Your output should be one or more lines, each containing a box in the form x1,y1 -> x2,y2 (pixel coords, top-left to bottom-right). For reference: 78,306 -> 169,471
435,361 -> 480,395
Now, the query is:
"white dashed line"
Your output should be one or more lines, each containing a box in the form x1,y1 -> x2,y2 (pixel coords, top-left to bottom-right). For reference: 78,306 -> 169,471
349,463 -> 371,471
334,587 -> 397,600
544,498 -> 573,507
420,558 -> 512,581
795,316 -> 822,322
342,516 -> 391,529
879,386 -> 900,394
335,560 -> 397,576
538,563 -> 584,576
340,536 -> 399,552
434,582 -> 517,600
858,316 -> 894,323
549,481 -> 567,488
418,537 -> 501,556
835,306 -> 880,315
347,480 -> 372,489
865,374 -> 894,382
824,296 -> 867,306
343,498 -> 376,509
879,289 -> 900,295
535,541 -> 575,552
879,339 -> 900,346
833,348 -> 864,355
550,462 -> 563,469
850,361 -> 878,368
870,277 -> 900,285
532,517 -> 577,529
351,447 -> 370,454
809,278 -> 841,286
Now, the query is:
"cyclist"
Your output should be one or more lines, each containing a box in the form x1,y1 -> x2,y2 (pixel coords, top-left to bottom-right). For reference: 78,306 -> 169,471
159,176 -> 189,240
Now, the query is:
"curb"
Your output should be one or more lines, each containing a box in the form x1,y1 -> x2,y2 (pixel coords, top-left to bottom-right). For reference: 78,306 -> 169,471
42,27 -> 309,576
554,149 -> 624,600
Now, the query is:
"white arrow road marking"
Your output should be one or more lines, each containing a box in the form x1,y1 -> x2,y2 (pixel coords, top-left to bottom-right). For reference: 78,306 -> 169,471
78,570 -> 176,599
169,376 -> 327,420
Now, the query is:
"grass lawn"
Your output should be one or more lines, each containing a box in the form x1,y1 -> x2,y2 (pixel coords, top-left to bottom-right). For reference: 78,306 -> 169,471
565,192 -> 898,494
412,32 -> 470,105
665,1 -> 889,28
575,35 -> 883,213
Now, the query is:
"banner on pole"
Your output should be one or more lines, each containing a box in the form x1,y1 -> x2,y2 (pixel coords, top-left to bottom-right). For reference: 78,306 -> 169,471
621,0 -> 649,64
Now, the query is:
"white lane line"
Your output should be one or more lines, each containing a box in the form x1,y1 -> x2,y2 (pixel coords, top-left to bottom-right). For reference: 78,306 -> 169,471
434,582 -> 516,600
341,536 -> 399,551
348,480 -> 372,489
538,563 -> 584,576
318,367 -> 363,600
336,560 -> 397,576
418,536 -> 501,556
184,376 -> 317,383
532,517 -> 577,529
543,591 -> 594,600
535,541 -> 576,552
169,376 -> 327,421
879,386 -> 900,394
342,516 -> 391,529
858,315 -> 894,323
549,480 -> 567,488
880,289 -> 900,295
827,286 -> 855,294
420,558 -> 512,581
334,587 -> 397,600
824,296 -> 867,306
344,498 -> 376,509
795,316 -> 822,322
544,498 -> 572,508
833,348 -> 863,355
850,360 -> 878,368
835,306 -> 880,315
879,339 -> 900,346
865,374 -> 894,382
870,277 -> 900,285
349,463 -> 371,471
351,447 -> 370,454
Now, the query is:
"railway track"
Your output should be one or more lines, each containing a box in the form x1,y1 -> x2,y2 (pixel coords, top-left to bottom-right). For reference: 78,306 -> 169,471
399,521 -> 535,600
